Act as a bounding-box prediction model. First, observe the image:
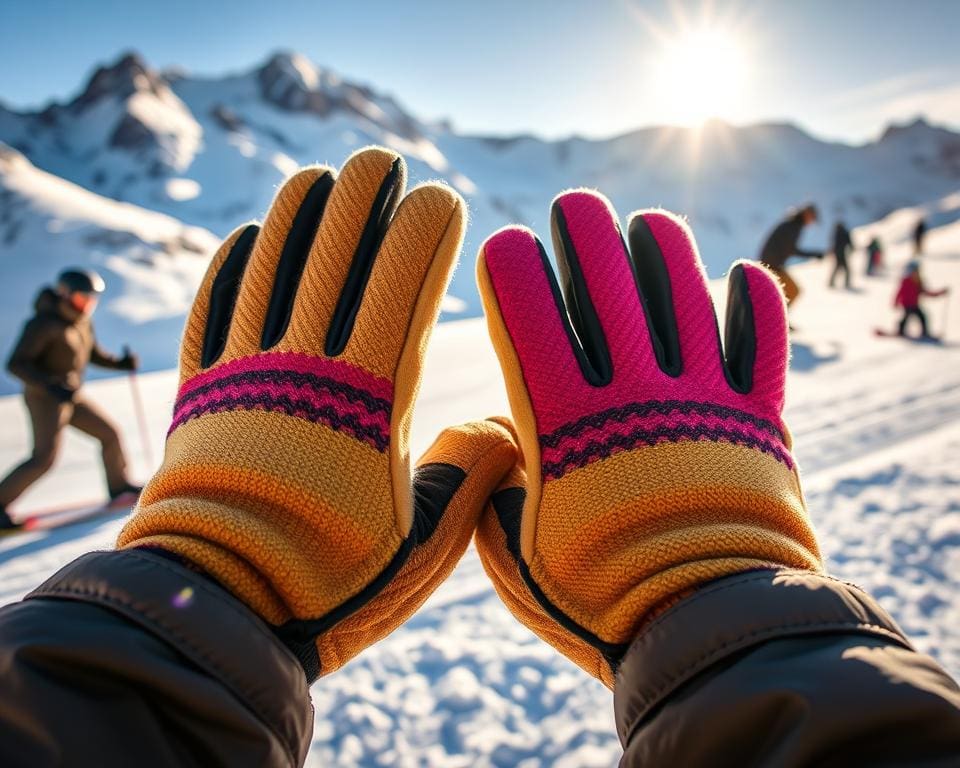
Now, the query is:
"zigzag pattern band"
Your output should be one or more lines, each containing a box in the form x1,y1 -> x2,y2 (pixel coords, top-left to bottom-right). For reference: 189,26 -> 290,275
170,352 -> 393,451
540,400 -> 791,479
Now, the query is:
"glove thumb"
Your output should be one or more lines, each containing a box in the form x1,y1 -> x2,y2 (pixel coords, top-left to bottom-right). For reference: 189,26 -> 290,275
476,461 -> 621,688
312,419 -> 516,672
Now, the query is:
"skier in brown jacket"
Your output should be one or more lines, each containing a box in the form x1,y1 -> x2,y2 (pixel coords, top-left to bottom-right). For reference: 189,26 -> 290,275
0,151 -> 957,767
0,269 -> 141,530
757,203 -> 823,307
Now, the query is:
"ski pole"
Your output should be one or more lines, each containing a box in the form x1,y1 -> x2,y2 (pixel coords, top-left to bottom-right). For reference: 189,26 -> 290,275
126,351 -> 155,471
941,292 -> 951,341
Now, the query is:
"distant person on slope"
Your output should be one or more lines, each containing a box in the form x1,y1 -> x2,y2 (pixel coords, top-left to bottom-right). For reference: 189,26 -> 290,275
914,217 -> 928,256
866,236 -> 884,276
828,220 -> 854,289
757,203 -> 823,308
0,269 -> 141,530
893,260 -> 948,339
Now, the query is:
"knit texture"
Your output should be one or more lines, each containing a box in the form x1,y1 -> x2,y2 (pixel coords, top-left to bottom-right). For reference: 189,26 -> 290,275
475,190 -> 823,687
118,147 -> 516,675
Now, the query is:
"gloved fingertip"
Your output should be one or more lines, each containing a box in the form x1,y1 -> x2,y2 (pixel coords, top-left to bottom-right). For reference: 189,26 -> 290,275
484,415 -> 519,444
418,420 -> 518,473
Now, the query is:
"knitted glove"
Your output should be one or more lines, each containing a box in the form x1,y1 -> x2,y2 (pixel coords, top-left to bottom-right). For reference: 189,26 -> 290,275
475,190 -> 823,688
118,147 -> 515,678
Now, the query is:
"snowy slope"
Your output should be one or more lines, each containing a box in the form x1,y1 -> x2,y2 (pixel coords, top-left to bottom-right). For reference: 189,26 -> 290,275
0,143 -> 219,391
3,50 -> 960,321
1,199 -> 957,767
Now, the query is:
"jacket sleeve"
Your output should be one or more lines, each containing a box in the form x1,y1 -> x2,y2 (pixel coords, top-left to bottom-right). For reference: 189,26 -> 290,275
894,282 -> 906,307
6,318 -> 58,388
614,570 -> 960,767
0,550 -> 313,768
89,339 -> 124,369
760,220 -> 820,265
785,220 -> 821,259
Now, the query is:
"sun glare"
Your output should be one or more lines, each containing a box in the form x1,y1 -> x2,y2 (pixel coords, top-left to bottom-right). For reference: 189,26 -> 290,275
651,26 -> 750,126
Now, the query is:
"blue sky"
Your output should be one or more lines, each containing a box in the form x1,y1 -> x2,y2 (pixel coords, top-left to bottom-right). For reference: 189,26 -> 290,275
2,0 -> 958,142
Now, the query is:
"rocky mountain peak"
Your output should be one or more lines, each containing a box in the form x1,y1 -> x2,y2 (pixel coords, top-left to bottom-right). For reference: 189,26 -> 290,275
257,51 -> 336,114
254,51 -> 421,140
71,51 -> 168,111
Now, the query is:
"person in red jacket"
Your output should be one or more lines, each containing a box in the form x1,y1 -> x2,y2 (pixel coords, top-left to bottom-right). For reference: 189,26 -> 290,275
895,260 -> 949,339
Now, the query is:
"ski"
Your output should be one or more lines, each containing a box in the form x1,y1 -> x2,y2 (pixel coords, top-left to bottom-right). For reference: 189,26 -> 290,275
873,328 -> 943,343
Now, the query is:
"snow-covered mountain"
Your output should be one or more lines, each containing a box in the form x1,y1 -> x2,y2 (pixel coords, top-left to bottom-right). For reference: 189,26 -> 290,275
2,49 -> 960,391
0,51 -> 464,234
4,51 -> 960,270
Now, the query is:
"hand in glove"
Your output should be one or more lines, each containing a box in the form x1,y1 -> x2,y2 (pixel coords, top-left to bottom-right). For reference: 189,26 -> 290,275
475,190 -> 822,687
118,346 -> 139,371
118,147 -> 516,678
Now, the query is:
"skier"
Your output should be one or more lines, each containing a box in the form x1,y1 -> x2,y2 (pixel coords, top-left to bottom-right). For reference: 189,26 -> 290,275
0,269 -> 141,530
756,203 -> 823,307
893,260 -> 949,339
914,216 -> 928,256
866,235 -> 884,276
0,151 -> 957,767
828,220 -> 854,289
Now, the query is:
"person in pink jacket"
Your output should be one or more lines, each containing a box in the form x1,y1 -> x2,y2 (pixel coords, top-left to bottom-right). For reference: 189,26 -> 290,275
894,260 -> 949,339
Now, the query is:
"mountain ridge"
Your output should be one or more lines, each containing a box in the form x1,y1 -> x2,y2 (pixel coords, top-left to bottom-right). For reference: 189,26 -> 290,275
1,49 -> 959,329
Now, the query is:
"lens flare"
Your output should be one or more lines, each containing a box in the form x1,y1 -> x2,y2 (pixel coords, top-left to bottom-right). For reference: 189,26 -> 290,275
172,586 -> 194,609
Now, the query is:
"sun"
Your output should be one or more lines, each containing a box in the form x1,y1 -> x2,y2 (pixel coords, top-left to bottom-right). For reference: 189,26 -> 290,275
650,25 -> 750,126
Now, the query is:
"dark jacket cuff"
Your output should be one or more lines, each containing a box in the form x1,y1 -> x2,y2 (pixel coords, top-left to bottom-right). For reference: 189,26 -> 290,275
614,568 -> 912,745
26,549 -> 313,765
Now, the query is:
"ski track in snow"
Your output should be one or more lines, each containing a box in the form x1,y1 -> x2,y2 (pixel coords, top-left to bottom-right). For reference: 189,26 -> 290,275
0,203 -> 958,766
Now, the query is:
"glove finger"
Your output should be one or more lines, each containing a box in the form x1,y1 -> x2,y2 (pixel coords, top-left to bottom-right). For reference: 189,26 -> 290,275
475,463 -> 618,688
340,182 -> 465,535
312,419 -> 516,674
627,210 -> 724,382
478,226 -> 602,528
724,261 -> 789,417
341,182 -> 464,380
550,190 -> 659,383
180,223 -> 258,384
221,167 -> 334,362
285,146 -> 406,357
478,226 -> 604,405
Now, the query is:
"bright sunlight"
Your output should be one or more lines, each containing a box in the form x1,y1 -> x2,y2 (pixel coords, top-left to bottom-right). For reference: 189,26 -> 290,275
650,25 -> 751,126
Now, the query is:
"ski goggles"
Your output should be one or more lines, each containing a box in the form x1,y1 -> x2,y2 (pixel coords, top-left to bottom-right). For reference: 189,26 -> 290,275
68,291 -> 99,314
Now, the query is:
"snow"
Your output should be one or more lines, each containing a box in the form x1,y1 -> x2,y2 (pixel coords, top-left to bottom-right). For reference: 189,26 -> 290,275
125,88 -> 202,173
164,178 -> 201,202
0,197 -> 957,766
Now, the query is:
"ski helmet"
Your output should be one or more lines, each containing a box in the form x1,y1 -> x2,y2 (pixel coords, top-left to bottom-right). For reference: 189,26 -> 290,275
57,268 -> 105,295
904,260 -> 921,275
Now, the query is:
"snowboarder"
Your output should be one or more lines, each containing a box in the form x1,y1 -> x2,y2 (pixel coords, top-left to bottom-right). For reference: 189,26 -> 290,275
0,152 -> 958,766
893,260 -> 948,339
914,216 -> 928,256
828,220 -> 854,289
866,235 -> 884,276
757,203 -> 823,307
0,269 -> 141,530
